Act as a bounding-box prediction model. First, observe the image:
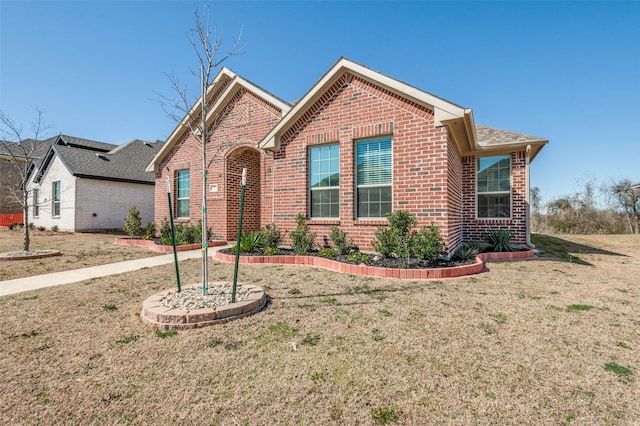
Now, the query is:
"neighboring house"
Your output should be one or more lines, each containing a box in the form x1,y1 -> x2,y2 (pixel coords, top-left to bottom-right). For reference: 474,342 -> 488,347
27,135 -> 163,232
151,58 -> 548,254
0,138 -> 54,216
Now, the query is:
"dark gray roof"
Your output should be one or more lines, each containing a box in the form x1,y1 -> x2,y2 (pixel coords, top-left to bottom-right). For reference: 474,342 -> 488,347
476,125 -> 547,146
0,137 -> 56,160
37,136 -> 164,184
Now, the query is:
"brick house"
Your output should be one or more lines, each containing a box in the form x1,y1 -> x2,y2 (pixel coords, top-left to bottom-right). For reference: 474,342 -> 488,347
145,68 -> 291,239
151,58 -> 547,254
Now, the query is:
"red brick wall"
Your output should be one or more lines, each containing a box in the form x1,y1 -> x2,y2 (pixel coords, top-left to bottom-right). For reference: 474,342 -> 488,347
154,86 -> 284,240
268,72 -> 455,251
461,151 -> 527,243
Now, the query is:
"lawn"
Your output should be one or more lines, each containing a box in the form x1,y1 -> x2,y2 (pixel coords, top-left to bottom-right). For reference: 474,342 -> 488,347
0,233 -> 638,424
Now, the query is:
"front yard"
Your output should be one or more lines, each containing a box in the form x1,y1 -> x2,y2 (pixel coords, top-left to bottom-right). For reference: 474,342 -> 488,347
0,233 -> 638,424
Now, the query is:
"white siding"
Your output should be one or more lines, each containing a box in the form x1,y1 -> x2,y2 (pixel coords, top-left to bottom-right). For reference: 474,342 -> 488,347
28,156 -> 76,231
74,178 -> 155,231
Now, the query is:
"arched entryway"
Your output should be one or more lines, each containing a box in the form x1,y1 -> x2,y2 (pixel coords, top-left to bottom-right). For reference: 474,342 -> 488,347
225,147 -> 261,240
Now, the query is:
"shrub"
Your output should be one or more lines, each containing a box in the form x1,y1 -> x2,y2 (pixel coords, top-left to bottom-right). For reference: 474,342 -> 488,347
330,226 -> 353,255
347,251 -> 370,264
37,226 -> 46,232
260,223 -> 282,250
143,221 -> 156,240
290,214 -> 316,255
485,229 -> 519,252
28,223 -> 35,229
8,222 -> 24,230
51,225 -> 59,232
465,240 -> 490,253
123,206 -> 143,237
412,225 -> 444,262
454,244 -> 480,261
239,231 -> 264,252
159,218 -> 210,246
264,246 -> 280,256
373,211 -> 416,260
319,248 -> 336,258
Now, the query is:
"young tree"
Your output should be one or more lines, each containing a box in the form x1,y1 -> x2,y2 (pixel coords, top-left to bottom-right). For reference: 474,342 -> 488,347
610,178 -> 640,234
0,107 -> 53,251
156,4 -> 243,289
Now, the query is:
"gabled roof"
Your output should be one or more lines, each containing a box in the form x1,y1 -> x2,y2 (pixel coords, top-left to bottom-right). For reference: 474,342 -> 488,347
146,67 -> 291,173
258,57 -> 476,153
34,135 -> 163,184
475,125 -> 547,160
0,137 -> 56,161
258,57 -> 547,160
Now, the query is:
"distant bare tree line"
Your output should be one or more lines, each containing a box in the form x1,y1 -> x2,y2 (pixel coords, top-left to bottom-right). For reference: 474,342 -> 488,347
532,177 -> 640,235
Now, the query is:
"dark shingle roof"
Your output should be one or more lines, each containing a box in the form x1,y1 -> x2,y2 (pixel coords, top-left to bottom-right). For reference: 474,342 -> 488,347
0,137 -> 56,159
36,135 -> 164,184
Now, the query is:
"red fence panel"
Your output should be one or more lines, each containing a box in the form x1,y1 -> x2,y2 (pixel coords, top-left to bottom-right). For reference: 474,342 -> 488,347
0,214 -> 24,227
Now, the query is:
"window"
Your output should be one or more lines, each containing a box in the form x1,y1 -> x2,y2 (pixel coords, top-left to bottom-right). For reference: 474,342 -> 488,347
176,170 -> 190,218
52,181 -> 61,217
309,144 -> 339,218
356,137 -> 392,218
33,188 -> 40,218
477,155 -> 511,218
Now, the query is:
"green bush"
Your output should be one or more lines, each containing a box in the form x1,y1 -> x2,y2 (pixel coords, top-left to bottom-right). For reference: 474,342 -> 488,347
484,229 -> 519,252
51,225 -> 59,232
454,244 -> 480,261
239,231 -> 264,252
8,222 -> 24,230
330,226 -> 353,255
319,248 -> 336,258
123,206 -> 143,237
347,251 -> 370,263
373,211 -> 416,260
159,218 -> 210,246
264,246 -> 280,256
260,223 -> 282,250
290,214 -> 316,255
143,221 -> 156,240
412,225 -> 444,262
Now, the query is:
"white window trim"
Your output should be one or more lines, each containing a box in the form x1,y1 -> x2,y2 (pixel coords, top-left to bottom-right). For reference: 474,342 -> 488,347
52,181 -> 61,218
355,137 -> 393,219
33,188 -> 40,218
308,143 -> 340,219
175,170 -> 190,219
475,155 -> 513,220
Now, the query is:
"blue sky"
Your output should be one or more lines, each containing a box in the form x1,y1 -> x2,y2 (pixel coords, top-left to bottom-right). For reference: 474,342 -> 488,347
1,1 -> 639,204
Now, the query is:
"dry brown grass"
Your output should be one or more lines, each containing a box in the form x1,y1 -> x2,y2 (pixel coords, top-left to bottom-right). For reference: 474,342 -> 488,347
1,232 -> 639,425
0,229 -> 162,280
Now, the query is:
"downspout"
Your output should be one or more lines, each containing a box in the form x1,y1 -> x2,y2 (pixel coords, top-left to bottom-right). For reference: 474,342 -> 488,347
525,144 -> 535,249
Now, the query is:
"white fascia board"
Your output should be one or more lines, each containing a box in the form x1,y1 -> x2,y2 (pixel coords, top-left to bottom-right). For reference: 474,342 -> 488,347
259,57 -> 470,150
145,68 -> 237,173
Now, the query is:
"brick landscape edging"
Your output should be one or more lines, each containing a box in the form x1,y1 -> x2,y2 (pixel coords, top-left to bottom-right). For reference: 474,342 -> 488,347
114,238 -> 227,253
140,282 -> 266,330
213,249 -> 533,279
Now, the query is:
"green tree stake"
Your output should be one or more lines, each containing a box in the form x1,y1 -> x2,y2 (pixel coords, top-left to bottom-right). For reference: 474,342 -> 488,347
166,176 -> 181,292
231,168 -> 247,303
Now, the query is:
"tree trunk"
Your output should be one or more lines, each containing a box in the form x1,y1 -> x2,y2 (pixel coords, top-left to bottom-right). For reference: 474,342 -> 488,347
22,191 -> 30,251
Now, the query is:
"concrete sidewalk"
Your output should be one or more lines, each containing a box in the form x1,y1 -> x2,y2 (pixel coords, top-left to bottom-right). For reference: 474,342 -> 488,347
0,248 -> 226,297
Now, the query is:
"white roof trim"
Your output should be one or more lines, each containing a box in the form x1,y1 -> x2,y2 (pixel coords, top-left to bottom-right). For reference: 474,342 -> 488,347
259,57 -> 472,150
146,68 -> 290,173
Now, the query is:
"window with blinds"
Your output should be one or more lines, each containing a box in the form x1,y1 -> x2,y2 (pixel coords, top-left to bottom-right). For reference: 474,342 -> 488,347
356,137 -> 392,218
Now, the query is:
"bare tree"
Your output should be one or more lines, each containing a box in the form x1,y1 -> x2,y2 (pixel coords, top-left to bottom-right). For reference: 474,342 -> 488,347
610,178 -> 640,234
156,4 -> 243,289
0,107 -> 53,251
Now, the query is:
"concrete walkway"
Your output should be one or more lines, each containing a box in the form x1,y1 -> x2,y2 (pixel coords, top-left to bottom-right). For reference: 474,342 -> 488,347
0,248 -> 226,297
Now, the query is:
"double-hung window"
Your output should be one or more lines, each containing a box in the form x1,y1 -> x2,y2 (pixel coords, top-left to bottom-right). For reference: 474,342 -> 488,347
33,188 -> 40,218
176,170 -> 190,218
309,144 -> 339,218
52,181 -> 61,217
477,155 -> 511,218
356,137 -> 392,218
